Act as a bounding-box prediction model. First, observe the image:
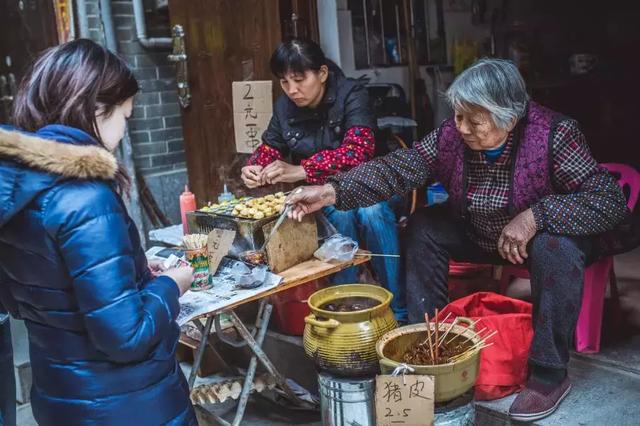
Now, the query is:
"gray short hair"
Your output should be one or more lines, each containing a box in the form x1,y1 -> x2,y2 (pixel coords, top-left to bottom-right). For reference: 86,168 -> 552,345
446,58 -> 529,129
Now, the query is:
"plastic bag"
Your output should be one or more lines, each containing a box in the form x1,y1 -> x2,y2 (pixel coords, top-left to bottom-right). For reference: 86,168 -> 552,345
221,261 -> 267,289
436,292 -> 533,401
314,234 -> 359,262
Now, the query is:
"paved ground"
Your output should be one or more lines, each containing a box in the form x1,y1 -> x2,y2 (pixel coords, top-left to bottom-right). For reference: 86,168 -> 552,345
476,338 -> 640,425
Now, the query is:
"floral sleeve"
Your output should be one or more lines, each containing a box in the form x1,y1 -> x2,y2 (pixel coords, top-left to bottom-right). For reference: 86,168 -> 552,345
300,126 -> 375,184
247,143 -> 284,167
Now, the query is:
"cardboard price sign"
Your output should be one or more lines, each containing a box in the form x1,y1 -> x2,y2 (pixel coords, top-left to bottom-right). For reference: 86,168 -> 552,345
207,229 -> 236,274
375,375 -> 434,426
232,80 -> 272,154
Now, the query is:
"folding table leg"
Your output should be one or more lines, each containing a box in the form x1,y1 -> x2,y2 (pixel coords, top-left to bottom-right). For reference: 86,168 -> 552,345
193,318 -> 235,374
229,308 -> 305,406
189,315 -> 214,389
194,404 -> 230,426
230,299 -> 272,426
190,300 -> 308,425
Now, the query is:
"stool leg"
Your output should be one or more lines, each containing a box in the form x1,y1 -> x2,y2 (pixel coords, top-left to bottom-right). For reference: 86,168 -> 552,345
609,268 -> 623,337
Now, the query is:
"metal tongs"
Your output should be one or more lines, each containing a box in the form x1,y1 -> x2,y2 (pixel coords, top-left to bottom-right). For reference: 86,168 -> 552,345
260,188 -> 302,251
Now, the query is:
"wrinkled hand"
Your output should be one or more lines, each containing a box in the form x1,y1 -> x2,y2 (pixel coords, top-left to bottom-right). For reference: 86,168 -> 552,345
286,184 -> 336,222
498,208 -> 537,264
260,160 -> 306,185
161,266 -> 194,296
241,165 -> 264,188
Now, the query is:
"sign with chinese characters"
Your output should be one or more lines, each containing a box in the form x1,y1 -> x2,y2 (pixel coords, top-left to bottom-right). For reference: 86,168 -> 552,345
375,375 -> 434,426
232,80 -> 272,154
207,229 -> 236,274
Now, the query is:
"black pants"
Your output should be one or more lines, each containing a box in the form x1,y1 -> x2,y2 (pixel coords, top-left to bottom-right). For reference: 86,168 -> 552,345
404,206 -> 591,369
0,318 -> 15,426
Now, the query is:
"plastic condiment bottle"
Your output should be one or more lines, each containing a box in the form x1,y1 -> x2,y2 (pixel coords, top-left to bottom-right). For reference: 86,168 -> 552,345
217,184 -> 235,203
179,185 -> 196,234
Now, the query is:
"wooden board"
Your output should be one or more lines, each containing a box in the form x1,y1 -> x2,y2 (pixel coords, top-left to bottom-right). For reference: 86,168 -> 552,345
263,215 -> 318,273
278,254 -> 369,287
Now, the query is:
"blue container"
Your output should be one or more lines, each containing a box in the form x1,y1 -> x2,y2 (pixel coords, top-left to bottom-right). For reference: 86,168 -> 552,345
427,183 -> 449,206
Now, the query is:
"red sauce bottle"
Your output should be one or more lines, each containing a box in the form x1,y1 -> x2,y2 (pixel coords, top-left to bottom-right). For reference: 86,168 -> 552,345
179,185 -> 196,234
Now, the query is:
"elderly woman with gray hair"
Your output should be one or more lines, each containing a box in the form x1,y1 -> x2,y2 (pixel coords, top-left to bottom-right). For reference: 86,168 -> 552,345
287,58 -> 632,421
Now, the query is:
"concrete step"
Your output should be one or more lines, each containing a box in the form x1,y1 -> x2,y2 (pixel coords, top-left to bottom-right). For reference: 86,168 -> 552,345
476,336 -> 640,426
262,330 -> 320,395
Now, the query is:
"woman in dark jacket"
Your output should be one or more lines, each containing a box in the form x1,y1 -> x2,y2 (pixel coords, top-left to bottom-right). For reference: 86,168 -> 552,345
241,39 -> 406,322
0,40 -> 196,425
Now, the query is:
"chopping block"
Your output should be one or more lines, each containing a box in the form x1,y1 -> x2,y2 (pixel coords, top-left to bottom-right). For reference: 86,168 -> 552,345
262,214 -> 318,273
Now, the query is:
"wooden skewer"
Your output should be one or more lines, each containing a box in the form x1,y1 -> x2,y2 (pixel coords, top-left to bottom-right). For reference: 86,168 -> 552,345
439,312 -> 453,326
424,312 -> 451,347
476,329 -> 498,345
449,330 -> 498,362
424,313 -> 436,364
472,327 -> 487,340
437,316 -> 458,348
470,342 -> 495,352
434,312 -> 452,347
354,253 -> 401,258
445,319 -> 479,345
445,326 -> 485,347
434,309 -> 440,359
448,342 -> 495,363
462,338 -> 496,356
420,312 -> 451,345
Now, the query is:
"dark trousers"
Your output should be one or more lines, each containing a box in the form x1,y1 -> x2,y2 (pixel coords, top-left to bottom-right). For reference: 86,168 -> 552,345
404,206 -> 591,369
0,318 -> 15,426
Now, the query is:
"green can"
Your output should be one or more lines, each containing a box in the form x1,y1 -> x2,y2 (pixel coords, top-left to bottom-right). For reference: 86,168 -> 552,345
185,248 -> 212,290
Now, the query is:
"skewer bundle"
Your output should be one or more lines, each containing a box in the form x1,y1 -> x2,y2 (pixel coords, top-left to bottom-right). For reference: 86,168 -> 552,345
182,233 -> 212,290
401,313 -> 497,366
183,234 -> 208,250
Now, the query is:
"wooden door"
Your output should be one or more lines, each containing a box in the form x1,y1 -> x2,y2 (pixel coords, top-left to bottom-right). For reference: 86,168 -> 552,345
167,0 -> 283,203
280,0 -> 319,41
0,0 -> 59,123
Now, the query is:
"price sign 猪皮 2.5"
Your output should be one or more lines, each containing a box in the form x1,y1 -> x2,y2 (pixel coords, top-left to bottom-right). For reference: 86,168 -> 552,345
207,229 -> 236,275
375,375 -> 434,426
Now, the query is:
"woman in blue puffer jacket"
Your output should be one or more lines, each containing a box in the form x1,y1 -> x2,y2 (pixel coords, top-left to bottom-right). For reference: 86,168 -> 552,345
0,39 -> 196,425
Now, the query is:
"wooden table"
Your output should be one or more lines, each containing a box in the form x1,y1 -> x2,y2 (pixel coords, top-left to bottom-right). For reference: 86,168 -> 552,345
187,252 -> 371,426
190,252 -> 371,320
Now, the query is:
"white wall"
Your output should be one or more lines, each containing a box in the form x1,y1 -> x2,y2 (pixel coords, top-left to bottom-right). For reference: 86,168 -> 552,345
318,0 -> 341,66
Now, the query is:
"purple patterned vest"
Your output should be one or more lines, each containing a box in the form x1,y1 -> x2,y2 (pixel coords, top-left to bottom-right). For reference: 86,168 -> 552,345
434,102 -> 565,218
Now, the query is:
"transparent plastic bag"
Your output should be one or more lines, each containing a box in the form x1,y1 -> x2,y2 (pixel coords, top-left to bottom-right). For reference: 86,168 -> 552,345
314,234 -> 359,262
316,211 -> 339,241
221,261 -> 267,289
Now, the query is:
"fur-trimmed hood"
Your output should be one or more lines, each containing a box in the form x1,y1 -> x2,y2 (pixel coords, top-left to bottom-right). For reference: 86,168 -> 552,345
0,126 -> 117,179
0,125 -> 117,227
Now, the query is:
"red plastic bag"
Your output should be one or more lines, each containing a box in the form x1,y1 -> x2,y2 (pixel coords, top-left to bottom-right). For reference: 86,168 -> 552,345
436,292 -> 533,400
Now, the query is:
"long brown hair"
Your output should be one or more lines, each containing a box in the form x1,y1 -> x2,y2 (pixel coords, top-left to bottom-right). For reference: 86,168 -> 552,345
12,39 -> 139,192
